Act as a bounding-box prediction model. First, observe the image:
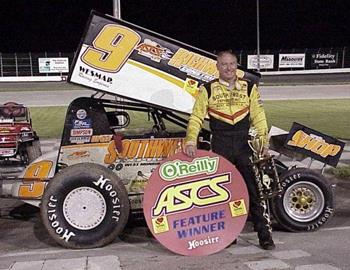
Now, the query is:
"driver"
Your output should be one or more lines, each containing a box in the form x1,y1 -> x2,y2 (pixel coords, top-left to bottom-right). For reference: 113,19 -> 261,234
183,50 -> 275,250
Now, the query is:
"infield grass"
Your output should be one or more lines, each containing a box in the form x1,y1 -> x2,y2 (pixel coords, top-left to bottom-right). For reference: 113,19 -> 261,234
30,99 -> 350,140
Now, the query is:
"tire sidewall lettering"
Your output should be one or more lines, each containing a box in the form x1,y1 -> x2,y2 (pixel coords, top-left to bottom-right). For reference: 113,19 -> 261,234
93,175 -> 122,222
47,195 -> 76,242
306,206 -> 334,231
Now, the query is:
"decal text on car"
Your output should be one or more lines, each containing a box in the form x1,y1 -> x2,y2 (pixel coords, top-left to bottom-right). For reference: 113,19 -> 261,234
104,138 -> 183,163
287,130 -> 341,158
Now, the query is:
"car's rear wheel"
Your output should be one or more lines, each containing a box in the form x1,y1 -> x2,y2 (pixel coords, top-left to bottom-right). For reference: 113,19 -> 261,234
40,163 -> 130,248
271,168 -> 334,232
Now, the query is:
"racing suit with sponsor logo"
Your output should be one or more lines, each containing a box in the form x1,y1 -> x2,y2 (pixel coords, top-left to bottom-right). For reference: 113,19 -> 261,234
185,78 -> 272,242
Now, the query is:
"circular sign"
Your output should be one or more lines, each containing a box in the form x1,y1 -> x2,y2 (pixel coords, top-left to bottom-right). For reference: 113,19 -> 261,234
143,150 -> 249,256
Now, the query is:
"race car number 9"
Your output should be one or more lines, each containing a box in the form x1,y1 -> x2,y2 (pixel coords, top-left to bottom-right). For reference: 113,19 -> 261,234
18,160 -> 53,198
81,24 -> 141,73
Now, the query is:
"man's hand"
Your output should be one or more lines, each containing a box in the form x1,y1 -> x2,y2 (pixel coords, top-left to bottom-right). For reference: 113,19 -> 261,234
184,144 -> 197,158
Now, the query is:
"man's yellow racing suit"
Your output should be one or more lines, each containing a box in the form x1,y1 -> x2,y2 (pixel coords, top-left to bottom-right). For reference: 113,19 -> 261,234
185,78 -> 268,147
185,78 -> 273,243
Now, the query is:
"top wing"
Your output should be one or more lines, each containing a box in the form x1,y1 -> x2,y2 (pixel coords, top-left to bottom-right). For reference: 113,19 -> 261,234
68,11 -> 259,114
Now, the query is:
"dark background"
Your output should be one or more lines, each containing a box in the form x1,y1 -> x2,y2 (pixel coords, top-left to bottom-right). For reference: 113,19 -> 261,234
0,0 -> 349,53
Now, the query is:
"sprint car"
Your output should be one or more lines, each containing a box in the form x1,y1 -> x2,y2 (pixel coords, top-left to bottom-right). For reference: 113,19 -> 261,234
0,11 -> 343,249
0,95 -> 338,248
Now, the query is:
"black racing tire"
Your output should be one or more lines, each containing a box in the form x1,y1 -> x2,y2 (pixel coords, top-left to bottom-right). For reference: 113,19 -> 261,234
271,167 -> 334,232
27,140 -> 42,164
40,163 -> 130,249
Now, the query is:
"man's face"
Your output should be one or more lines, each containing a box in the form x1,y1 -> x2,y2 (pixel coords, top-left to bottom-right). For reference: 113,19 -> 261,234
216,53 -> 238,82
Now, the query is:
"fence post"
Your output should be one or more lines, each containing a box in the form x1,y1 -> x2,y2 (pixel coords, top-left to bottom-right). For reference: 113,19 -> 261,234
44,52 -> 48,77
29,52 -> 33,76
0,53 -> 2,77
15,53 -> 18,77
342,47 -> 346,68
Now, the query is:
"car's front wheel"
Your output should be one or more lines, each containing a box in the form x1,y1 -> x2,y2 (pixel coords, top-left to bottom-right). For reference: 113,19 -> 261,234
40,163 -> 130,248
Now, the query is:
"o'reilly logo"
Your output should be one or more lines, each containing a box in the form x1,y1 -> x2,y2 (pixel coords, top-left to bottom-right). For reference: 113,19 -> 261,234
160,156 -> 219,181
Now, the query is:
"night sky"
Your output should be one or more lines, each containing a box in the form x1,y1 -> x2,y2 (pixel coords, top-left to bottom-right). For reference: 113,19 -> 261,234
0,0 -> 349,53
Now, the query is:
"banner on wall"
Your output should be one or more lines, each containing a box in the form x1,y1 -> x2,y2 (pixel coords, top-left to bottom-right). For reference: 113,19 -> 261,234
247,55 -> 274,69
39,58 -> 69,73
311,53 -> 338,68
278,54 -> 305,68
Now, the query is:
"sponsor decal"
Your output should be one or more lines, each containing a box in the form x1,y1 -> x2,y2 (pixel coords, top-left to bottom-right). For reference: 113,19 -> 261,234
285,122 -> 345,167
69,136 -> 91,144
159,156 -> 219,181
183,78 -> 199,97
136,39 -> 173,62
104,138 -> 183,163
229,199 -> 248,217
93,175 -> 123,222
127,171 -> 151,193
72,119 -> 92,129
311,53 -> 338,68
168,48 -> 218,82
38,57 -> 69,73
76,109 -> 87,120
91,134 -> 113,143
47,195 -> 76,241
70,128 -> 93,137
152,215 -> 170,234
78,66 -> 113,88
67,150 -> 90,160
152,173 -> 231,217
307,206 -> 334,231
247,55 -> 274,69
143,150 -> 249,256
279,53 -> 305,68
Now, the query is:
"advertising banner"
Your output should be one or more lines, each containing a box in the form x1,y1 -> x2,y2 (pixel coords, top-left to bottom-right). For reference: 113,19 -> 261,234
278,54 -> 305,68
143,150 -> 249,256
247,55 -> 274,69
39,58 -> 69,73
311,53 -> 338,68
285,122 -> 345,167
68,11 -> 259,115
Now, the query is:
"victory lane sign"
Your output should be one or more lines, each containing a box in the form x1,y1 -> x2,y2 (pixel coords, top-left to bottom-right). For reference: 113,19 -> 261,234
143,150 -> 249,256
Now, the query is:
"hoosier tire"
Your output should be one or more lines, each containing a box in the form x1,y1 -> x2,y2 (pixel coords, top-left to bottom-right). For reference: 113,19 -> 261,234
40,163 -> 130,249
271,167 -> 334,232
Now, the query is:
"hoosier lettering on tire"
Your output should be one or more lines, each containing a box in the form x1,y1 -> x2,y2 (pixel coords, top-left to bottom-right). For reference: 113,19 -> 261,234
271,167 -> 334,232
40,163 -> 130,249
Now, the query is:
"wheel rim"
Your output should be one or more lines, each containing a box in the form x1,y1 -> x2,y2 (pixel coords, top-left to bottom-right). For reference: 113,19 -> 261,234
63,187 -> 107,230
283,181 -> 324,222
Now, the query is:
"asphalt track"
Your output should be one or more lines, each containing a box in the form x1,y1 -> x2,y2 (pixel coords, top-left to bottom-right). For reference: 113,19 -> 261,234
0,81 -> 349,106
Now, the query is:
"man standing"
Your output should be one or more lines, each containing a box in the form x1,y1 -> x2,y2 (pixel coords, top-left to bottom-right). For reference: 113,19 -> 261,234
183,50 -> 275,250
